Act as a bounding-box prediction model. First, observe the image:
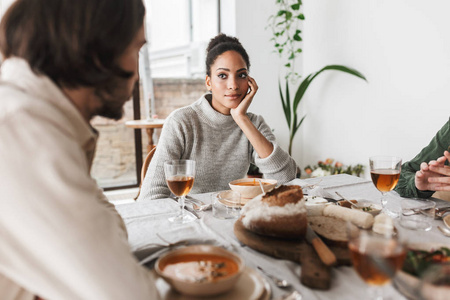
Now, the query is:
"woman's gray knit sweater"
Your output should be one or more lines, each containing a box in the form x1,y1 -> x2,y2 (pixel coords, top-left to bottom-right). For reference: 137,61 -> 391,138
139,94 -> 298,200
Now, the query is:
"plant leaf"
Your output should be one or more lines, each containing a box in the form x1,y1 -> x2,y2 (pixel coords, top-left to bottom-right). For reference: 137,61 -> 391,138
293,115 -> 306,136
292,74 -> 313,112
293,65 -> 367,113
285,80 -> 291,128
312,65 -> 368,82
279,80 -> 291,129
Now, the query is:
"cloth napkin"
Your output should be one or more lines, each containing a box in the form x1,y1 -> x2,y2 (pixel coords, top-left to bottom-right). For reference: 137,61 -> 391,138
306,186 -> 341,201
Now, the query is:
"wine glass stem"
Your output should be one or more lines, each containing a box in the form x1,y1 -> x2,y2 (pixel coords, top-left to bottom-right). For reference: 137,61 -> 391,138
370,286 -> 384,300
180,196 -> 186,217
380,192 -> 387,209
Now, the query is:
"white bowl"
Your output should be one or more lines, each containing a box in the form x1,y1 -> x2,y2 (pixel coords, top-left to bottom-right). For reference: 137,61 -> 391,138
229,178 -> 277,201
155,245 -> 244,297
351,201 -> 382,216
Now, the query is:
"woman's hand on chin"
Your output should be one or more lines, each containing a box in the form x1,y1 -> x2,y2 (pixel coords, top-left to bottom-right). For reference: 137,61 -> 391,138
231,76 -> 258,121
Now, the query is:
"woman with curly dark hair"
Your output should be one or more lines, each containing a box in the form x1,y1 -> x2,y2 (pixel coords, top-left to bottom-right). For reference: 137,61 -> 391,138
140,33 -> 297,200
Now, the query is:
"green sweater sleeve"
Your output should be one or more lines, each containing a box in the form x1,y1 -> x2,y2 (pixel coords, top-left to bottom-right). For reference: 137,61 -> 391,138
395,119 -> 450,198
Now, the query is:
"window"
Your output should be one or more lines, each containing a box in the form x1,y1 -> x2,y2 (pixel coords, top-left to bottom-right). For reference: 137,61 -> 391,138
144,0 -> 219,78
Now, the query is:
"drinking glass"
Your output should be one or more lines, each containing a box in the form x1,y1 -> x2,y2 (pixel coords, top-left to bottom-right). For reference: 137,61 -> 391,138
212,190 -> 241,219
369,156 -> 402,218
164,160 -> 196,224
348,223 -> 406,300
400,199 -> 436,231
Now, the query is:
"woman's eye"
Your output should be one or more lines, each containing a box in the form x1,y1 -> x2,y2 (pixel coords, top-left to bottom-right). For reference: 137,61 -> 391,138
218,74 -> 227,79
239,73 -> 248,78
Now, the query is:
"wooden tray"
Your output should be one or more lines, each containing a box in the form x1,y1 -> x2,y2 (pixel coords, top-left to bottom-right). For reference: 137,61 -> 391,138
234,218 -> 351,290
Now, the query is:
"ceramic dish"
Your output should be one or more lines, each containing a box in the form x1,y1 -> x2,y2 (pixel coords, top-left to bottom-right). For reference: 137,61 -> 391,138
350,200 -> 382,216
394,242 -> 450,300
155,245 -> 244,297
155,266 -> 271,300
229,178 -> 277,201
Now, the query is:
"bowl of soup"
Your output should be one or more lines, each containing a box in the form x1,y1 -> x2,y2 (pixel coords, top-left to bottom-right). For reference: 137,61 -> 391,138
155,245 -> 244,297
229,178 -> 277,201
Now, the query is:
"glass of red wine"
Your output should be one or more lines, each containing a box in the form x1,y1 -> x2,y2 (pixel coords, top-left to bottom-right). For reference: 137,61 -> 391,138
369,156 -> 402,218
164,160 -> 196,224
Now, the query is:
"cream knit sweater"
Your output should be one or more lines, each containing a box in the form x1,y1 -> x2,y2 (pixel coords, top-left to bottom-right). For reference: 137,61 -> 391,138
139,93 -> 298,200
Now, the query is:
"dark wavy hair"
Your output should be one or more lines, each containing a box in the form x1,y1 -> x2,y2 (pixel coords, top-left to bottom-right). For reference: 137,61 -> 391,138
205,33 -> 250,76
0,0 -> 145,92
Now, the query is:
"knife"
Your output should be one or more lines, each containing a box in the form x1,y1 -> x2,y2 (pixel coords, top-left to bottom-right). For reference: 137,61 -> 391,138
305,225 -> 337,267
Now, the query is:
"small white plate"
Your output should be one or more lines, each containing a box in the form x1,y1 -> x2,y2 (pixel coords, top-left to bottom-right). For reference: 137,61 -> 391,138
156,266 -> 271,300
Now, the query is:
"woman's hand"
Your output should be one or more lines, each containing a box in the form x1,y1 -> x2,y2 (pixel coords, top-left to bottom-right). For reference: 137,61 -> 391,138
415,151 -> 450,191
230,76 -> 258,121
229,76 -> 273,158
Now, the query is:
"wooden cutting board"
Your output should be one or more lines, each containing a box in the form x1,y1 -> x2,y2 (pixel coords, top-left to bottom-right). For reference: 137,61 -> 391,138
234,218 -> 351,290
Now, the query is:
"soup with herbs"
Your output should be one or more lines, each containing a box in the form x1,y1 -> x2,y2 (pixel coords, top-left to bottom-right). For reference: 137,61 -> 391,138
160,254 -> 240,283
234,180 -> 270,186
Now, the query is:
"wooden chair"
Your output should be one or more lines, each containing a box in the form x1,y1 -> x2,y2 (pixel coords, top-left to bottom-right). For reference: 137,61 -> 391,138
134,146 -> 156,200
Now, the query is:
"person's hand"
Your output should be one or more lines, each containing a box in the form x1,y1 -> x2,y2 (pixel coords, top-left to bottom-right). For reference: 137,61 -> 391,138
427,150 -> 450,191
230,76 -> 258,121
415,151 -> 450,191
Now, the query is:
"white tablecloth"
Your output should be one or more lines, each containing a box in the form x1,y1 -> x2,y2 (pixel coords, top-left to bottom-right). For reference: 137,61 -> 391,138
115,174 -> 450,299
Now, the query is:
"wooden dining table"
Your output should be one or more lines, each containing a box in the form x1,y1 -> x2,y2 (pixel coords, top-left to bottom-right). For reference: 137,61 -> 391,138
125,118 -> 165,153
115,174 -> 450,299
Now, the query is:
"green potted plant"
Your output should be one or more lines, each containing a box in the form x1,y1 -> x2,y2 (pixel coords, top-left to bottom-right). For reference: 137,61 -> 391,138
268,0 -> 367,156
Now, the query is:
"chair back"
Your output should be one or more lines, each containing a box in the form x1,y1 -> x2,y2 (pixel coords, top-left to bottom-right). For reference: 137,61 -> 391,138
141,146 -> 156,183
134,146 -> 156,200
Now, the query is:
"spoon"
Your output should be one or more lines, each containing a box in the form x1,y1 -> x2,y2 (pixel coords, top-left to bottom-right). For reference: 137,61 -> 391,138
335,192 -> 367,209
258,179 -> 266,196
257,266 -> 291,289
444,215 -> 450,229
189,201 -> 211,211
185,197 -> 211,211
437,226 -> 450,237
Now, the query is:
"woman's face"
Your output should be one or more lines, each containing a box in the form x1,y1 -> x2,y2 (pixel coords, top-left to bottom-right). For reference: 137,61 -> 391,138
206,50 -> 249,115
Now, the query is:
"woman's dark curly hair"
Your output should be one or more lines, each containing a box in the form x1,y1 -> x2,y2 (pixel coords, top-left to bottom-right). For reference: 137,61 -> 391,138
205,33 -> 250,76
0,0 -> 145,93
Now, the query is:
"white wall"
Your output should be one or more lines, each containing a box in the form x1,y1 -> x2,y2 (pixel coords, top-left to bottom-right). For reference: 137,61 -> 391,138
228,0 -> 450,178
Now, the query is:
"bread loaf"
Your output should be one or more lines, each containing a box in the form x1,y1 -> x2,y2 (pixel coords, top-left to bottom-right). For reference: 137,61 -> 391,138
241,185 -> 307,239
322,205 -> 374,229
308,216 -> 348,246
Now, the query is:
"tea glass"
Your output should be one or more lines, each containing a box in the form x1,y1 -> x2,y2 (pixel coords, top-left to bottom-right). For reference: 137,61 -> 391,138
400,199 -> 435,231
212,190 -> 241,219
